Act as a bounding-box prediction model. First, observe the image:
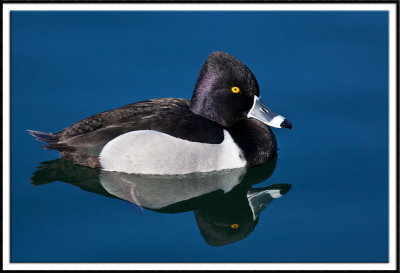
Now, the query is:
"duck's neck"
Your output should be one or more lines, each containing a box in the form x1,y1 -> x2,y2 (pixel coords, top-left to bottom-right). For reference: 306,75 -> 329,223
227,119 -> 277,167
189,94 -> 241,127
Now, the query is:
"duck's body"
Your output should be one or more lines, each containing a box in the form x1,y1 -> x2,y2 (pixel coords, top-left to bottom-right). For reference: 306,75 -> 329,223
29,51 -> 290,174
29,98 -> 277,174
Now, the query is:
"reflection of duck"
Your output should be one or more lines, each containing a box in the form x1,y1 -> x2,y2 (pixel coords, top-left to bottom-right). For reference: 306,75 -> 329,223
28,51 -> 291,175
31,157 -> 290,246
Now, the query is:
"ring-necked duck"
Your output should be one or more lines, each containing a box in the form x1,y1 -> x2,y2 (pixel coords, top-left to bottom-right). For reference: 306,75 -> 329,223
28,51 -> 291,175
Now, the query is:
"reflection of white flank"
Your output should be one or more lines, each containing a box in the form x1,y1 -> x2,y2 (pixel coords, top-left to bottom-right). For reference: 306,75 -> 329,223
99,130 -> 246,175
123,177 -> 143,211
99,168 -> 246,209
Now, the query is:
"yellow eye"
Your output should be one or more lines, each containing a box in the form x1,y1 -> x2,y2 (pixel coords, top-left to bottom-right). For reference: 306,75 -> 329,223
230,224 -> 239,229
231,86 -> 240,93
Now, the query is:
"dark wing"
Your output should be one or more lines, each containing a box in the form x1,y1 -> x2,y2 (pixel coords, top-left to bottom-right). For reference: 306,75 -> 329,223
56,98 -> 188,140
30,98 -> 224,168
52,98 -> 224,167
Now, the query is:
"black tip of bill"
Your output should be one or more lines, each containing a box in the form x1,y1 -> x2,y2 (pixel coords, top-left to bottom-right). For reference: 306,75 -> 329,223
280,119 -> 292,130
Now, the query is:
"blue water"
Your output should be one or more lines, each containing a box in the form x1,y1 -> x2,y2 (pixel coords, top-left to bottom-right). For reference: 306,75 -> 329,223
11,11 -> 388,262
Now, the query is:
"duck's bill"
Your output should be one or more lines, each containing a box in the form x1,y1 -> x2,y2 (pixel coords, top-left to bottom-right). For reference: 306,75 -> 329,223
247,96 -> 292,129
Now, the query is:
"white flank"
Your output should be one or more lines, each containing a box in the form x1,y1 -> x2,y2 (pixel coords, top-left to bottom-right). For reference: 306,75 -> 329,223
99,130 -> 246,175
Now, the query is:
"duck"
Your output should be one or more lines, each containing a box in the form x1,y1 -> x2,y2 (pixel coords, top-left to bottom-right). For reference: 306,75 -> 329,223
28,51 -> 292,175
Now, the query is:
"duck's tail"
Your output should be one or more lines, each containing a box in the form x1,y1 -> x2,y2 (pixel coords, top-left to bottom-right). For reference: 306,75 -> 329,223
27,129 -> 57,143
27,129 -> 70,151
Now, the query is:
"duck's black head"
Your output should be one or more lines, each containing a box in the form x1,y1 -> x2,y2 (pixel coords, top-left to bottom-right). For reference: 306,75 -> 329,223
190,51 -> 292,129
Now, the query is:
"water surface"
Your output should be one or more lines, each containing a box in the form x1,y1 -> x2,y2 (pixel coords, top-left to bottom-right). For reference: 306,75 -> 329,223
11,11 -> 388,262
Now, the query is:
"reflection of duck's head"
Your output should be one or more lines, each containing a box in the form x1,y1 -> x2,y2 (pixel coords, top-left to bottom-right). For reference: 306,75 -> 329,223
194,183 -> 291,247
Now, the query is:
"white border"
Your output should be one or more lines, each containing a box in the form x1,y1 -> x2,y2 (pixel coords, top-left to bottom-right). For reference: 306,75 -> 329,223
1,3 -> 398,11
3,3 -> 397,271
388,2 -> 398,272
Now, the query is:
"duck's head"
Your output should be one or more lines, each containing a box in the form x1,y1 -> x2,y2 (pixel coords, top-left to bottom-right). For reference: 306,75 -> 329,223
190,51 -> 292,129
